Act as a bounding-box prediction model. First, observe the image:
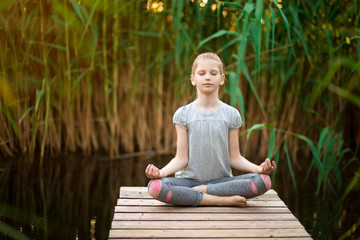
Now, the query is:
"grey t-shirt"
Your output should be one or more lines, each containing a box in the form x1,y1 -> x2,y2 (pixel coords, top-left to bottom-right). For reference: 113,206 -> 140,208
173,101 -> 242,181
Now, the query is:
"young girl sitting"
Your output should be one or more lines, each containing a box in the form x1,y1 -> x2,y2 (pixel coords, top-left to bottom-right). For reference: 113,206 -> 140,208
145,52 -> 277,207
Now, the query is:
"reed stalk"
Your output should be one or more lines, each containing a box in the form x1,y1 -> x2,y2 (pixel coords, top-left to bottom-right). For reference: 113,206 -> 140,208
0,0 -> 359,155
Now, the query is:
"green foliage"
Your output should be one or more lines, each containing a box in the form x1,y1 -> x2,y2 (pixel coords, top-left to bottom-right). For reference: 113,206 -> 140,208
0,203 -> 46,240
0,222 -> 30,240
304,128 -> 357,239
245,123 -> 359,238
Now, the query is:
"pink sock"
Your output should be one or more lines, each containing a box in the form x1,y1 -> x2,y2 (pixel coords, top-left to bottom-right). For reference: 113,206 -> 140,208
261,174 -> 272,190
149,179 -> 162,198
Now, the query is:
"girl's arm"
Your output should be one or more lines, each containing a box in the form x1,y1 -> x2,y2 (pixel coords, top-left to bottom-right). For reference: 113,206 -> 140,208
145,124 -> 189,179
229,129 -> 276,174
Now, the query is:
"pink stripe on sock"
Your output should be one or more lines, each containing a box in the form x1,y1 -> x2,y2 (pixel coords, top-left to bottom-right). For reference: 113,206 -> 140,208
165,190 -> 172,202
250,182 -> 258,194
261,174 -> 272,190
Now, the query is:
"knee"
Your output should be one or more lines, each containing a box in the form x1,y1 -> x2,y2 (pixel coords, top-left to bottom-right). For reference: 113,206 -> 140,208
148,179 -> 162,199
250,174 -> 272,195
260,174 -> 272,191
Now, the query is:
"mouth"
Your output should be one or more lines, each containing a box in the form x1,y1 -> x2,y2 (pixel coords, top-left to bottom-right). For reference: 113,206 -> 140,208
203,83 -> 212,86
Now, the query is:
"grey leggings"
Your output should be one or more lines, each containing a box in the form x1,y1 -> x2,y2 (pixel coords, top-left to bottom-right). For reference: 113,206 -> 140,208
147,173 -> 271,206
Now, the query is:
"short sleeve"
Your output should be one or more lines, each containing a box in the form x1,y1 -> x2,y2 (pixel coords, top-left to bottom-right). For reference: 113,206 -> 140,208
229,108 -> 242,131
173,106 -> 187,129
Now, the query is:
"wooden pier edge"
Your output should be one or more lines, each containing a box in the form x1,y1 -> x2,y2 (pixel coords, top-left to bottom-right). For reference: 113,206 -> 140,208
109,187 -> 312,239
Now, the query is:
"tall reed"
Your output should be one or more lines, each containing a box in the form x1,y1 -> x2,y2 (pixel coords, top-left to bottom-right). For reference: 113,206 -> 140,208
0,0 -> 358,158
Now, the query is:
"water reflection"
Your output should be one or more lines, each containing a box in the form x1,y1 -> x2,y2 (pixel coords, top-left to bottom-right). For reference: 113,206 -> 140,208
0,155 -> 169,240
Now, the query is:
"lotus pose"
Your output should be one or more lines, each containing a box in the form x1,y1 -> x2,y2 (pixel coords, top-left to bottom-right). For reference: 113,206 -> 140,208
145,52 -> 277,207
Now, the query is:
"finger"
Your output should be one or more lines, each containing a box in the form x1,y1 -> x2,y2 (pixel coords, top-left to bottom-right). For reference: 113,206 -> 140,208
272,161 -> 277,169
145,165 -> 151,175
149,165 -> 155,176
265,158 -> 271,167
264,161 -> 270,170
259,162 -> 265,173
147,164 -> 154,171
152,166 -> 160,177
151,165 -> 158,174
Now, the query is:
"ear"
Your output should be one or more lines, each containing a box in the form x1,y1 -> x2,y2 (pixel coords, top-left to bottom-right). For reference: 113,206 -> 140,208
190,75 -> 196,86
220,74 -> 225,86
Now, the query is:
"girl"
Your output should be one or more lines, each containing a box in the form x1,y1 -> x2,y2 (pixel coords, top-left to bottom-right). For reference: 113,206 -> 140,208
145,52 -> 277,207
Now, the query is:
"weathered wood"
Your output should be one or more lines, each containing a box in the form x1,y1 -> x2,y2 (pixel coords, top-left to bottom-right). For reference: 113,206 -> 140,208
109,187 -> 312,239
126,237 -> 312,240
125,238 -> 313,240
112,212 -> 299,221
111,220 -> 305,229
115,205 -> 290,213
117,198 -> 287,207
127,238 -> 313,240
109,229 -> 310,238
119,187 -> 279,199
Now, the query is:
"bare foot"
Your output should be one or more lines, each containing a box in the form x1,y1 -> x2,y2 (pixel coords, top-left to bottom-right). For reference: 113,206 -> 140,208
200,193 -> 247,207
217,195 -> 247,207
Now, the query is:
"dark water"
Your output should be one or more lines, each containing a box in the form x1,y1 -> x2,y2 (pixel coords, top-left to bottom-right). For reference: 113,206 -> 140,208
0,155 -> 359,239
0,155 -> 168,240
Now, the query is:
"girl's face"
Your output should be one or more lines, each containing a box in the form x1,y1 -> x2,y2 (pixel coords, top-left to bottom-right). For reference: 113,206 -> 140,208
191,59 -> 225,95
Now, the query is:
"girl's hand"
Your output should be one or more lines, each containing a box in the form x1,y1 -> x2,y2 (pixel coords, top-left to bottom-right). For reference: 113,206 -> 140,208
257,158 -> 277,174
145,164 -> 162,179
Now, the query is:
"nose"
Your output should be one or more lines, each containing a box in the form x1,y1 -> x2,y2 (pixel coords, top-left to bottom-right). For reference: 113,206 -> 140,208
205,73 -> 211,80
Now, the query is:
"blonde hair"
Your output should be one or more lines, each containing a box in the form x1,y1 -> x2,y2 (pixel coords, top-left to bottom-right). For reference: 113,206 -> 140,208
191,52 -> 224,75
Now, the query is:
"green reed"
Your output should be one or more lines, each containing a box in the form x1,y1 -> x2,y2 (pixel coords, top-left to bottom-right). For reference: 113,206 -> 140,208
306,128 -> 357,239
243,122 -> 359,238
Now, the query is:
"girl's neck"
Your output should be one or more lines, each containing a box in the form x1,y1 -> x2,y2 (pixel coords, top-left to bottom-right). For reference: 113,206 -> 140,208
194,95 -> 222,113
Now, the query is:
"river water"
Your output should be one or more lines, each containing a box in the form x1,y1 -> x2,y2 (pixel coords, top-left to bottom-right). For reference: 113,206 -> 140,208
0,155 -> 358,239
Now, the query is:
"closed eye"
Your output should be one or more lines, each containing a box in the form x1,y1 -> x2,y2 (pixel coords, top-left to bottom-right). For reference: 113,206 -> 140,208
197,71 -> 218,76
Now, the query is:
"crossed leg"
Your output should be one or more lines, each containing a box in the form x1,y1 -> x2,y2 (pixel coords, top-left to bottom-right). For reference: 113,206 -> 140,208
148,173 -> 271,207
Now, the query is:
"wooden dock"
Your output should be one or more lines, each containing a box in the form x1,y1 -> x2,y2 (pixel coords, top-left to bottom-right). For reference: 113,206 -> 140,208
109,187 -> 312,239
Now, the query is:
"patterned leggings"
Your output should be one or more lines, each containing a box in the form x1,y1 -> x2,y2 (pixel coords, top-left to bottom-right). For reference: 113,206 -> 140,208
147,173 -> 272,206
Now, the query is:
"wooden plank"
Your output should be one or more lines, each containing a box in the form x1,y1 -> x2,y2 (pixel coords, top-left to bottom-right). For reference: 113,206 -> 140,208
113,212 -> 299,221
108,229 -> 310,238
111,220 -> 306,229
113,238 -> 313,240
117,198 -> 287,207
115,205 -> 291,213
109,187 -> 312,239
119,187 -> 279,199
125,238 -> 313,240
120,187 -> 151,198
120,187 -> 280,195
